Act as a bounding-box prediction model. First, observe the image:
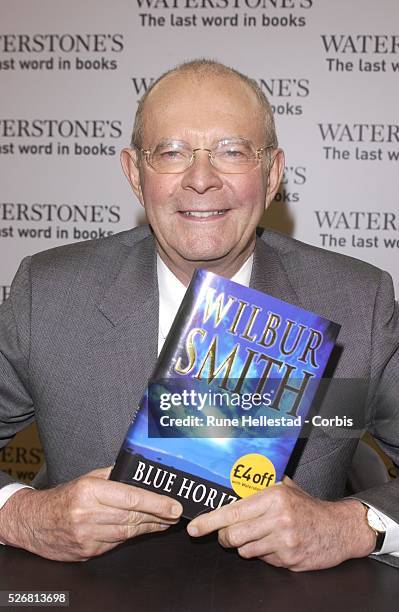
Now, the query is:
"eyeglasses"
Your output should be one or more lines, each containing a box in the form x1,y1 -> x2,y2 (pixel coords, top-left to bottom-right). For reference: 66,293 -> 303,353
134,137 -> 276,174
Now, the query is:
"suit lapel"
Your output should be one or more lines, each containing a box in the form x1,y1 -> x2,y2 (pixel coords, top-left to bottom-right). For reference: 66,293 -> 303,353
250,235 -> 301,307
98,234 -> 158,329
93,235 -> 159,461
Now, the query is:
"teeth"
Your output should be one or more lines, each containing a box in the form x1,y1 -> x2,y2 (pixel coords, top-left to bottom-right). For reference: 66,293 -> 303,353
183,211 -> 224,217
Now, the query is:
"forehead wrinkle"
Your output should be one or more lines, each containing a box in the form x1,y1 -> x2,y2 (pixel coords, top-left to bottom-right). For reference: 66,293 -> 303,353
141,73 -> 264,147
153,135 -> 258,150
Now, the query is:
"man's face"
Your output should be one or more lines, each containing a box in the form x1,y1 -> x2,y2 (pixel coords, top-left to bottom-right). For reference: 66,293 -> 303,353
122,72 -> 284,283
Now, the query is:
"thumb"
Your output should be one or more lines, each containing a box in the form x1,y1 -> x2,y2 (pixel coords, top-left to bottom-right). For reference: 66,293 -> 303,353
281,475 -> 300,489
89,465 -> 113,479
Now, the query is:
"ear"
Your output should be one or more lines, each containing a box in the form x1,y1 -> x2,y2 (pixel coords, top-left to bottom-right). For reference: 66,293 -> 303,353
265,149 -> 285,209
120,147 -> 144,207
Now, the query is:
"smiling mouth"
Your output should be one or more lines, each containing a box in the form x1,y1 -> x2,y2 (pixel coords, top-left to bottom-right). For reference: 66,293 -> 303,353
180,210 -> 228,218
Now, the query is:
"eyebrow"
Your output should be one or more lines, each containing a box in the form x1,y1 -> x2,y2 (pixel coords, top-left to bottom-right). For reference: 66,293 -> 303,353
154,139 -> 189,147
153,136 -> 252,147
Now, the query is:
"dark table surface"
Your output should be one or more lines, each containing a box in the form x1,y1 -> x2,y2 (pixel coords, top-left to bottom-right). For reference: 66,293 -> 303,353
1,521 -> 398,612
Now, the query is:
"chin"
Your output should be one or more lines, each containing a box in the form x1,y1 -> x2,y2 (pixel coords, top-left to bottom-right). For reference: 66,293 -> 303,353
180,246 -> 230,264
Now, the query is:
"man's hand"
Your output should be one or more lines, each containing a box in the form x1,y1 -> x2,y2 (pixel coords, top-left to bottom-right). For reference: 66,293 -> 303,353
0,467 -> 182,562
187,477 -> 376,571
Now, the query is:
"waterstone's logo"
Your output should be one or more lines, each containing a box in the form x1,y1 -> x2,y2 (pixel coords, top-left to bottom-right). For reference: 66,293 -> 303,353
314,210 -> 399,251
131,76 -> 310,116
0,445 -> 44,483
275,165 -> 306,204
258,78 -> 310,116
320,34 -> 399,73
135,0 -> 313,29
0,33 -> 124,72
318,123 -> 399,162
0,202 -> 121,242
0,119 -> 122,156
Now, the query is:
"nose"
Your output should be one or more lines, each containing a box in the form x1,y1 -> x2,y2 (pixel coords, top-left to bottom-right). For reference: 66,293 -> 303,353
180,149 -> 223,194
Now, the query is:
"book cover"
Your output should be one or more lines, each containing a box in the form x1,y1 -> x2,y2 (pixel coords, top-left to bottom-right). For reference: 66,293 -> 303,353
110,269 -> 340,519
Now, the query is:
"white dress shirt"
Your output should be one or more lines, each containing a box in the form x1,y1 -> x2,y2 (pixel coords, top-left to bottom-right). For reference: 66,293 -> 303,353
1,253 -> 398,557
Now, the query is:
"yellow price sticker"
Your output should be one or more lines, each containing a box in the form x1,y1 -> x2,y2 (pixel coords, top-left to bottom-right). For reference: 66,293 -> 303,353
230,453 -> 276,498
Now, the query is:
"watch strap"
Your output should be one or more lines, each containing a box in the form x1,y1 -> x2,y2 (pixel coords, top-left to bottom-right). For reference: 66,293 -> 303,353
361,503 -> 386,553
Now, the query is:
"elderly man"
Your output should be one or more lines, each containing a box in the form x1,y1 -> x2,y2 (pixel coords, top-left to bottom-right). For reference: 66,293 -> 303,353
0,60 -> 398,570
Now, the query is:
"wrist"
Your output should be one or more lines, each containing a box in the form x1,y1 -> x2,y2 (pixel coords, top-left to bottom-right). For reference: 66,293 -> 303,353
338,498 -> 377,558
0,487 -> 39,548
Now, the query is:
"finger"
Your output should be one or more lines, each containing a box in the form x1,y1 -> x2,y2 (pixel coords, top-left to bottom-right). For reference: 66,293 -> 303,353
127,511 -> 180,526
92,521 -> 173,544
257,548 -> 303,571
61,522 -> 173,559
218,515 -> 273,549
257,552 -> 285,567
237,535 -> 278,560
187,492 -> 273,537
86,505 -> 180,526
92,480 -> 183,520
88,466 -> 113,479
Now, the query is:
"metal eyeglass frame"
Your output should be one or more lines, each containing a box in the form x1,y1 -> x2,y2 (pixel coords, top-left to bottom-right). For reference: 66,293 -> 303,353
134,140 -> 277,174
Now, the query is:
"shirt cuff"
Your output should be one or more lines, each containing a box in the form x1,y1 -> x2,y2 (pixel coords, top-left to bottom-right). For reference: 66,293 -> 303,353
364,502 -> 399,557
0,483 -> 34,545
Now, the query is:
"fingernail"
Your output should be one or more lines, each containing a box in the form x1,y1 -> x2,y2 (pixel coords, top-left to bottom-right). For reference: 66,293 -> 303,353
160,524 -> 170,529
171,504 -> 181,517
187,525 -> 198,537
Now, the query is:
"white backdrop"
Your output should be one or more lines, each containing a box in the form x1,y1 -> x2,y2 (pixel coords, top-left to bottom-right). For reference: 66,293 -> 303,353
1,0 -> 398,303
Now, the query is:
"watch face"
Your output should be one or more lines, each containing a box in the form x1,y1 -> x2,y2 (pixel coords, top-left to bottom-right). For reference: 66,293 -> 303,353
367,507 -> 386,533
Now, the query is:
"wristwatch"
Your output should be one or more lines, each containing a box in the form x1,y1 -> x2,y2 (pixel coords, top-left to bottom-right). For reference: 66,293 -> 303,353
363,504 -> 386,553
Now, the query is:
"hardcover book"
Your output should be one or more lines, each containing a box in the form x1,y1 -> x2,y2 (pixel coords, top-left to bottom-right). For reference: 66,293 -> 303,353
110,269 -> 340,519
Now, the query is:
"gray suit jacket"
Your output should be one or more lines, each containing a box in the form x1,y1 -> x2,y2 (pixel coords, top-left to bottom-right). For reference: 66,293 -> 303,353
1,225 -> 398,564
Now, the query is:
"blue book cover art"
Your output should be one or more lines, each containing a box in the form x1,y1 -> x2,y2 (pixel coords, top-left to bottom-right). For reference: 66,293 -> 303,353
111,269 -> 340,518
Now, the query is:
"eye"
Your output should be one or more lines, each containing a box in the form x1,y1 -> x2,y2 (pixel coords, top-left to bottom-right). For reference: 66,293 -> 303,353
160,149 -> 185,159
214,140 -> 254,163
217,146 -> 250,162
224,148 -> 246,158
153,146 -> 189,163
